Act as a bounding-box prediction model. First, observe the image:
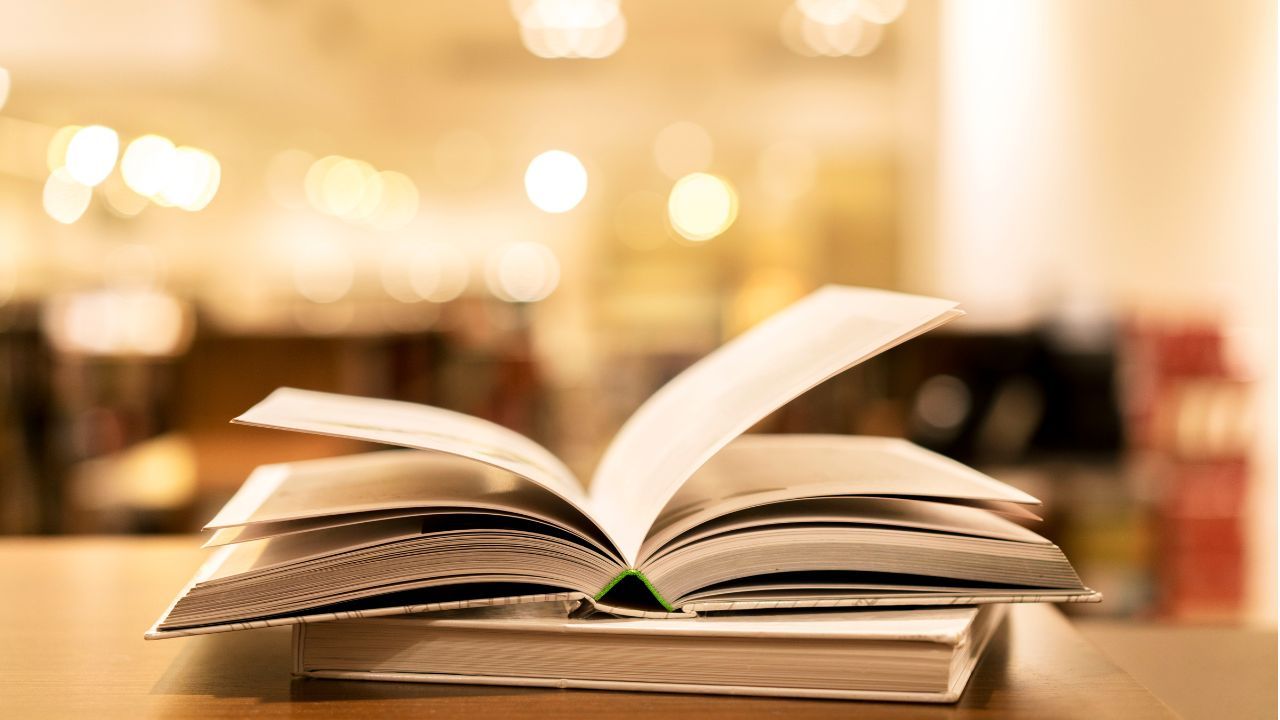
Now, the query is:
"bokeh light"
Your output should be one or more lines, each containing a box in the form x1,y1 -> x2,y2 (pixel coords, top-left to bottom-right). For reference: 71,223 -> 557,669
369,170 -> 420,231
100,172 -> 149,218
121,135 -> 177,197
913,374 -> 973,437
796,0 -> 860,26
409,241 -> 470,302
319,158 -> 376,219
514,0 -> 627,59
42,168 -> 92,224
857,0 -> 907,24
304,155 -> 344,213
155,146 -> 220,211
46,125 -> 81,173
782,2 -> 888,57
524,150 -> 588,213
381,239 -> 469,303
301,154 -> 417,228
64,125 -> 119,187
486,241 -> 560,302
41,290 -> 190,357
653,121 -> 714,180
667,172 -> 738,242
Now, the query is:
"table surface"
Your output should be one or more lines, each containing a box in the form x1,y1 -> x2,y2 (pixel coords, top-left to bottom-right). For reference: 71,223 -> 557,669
0,537 -> 1177,719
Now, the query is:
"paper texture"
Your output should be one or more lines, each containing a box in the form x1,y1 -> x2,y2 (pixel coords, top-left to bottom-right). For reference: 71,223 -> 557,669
233,388 -> 603,522
589,285 -> 963,562
637,434 -> 1043,563
202,450 -> 619,560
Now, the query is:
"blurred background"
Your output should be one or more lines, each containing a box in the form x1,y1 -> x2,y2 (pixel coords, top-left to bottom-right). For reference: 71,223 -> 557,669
0,0 -> 1273,628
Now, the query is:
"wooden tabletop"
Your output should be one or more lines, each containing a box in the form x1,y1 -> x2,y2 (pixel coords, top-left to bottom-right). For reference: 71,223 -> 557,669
0,537 -> 1176,719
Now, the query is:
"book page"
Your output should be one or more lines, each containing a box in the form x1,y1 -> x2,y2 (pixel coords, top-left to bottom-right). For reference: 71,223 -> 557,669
636,434 -> 1041,562
204,451 -> 621,560
589,285 -> 963,563
233,387 -> 591,509
642,494 -> 1050,566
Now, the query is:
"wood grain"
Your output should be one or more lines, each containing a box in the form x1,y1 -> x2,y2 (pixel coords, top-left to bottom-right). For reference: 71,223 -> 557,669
0,537 -> 1175,719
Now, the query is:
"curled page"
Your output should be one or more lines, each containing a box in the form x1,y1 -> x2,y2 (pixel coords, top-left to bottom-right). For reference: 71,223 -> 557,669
590,285 -> 963,564
233,388 -> 593,513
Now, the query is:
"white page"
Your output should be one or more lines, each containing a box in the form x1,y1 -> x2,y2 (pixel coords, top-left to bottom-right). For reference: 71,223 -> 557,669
643,495 -> 1049,564
203,451 -> 620,559
589,285 -> 963,563
230,389 -> 618,545
637,434 -> 1041,562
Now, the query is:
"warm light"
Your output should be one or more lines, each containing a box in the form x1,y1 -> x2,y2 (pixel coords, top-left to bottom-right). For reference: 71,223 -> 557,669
381,240 -> 469,303
782,3 -> 887,57
301,154 -> 401,224
653,121 -> 713,180
121,135 -> 177,197
857,0 -> 907,24
0,67 -> 9,111
486,241 -> 560,302
41,290 -> 190,357
796,0 -> 859,25
304,155 -> 344,212
320,158 -> 378,219
515,0 -> 626,59
293,241 -> 354,303
410,242 -> 470,302
350,166 -> 385,222
524,150 -> 588,213
800,13 -> 880,56
155,146 -> 220,211
43,168 -> 92,224
729,268 -> 808,334
64,125 -> 119,187
667,172 -> 738,242
369,170 -> 420,231
100,172 -> 149,218
46,125 -> 80,173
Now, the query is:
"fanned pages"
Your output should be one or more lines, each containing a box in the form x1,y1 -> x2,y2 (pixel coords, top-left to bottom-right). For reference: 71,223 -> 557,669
148,285 -> 1098,639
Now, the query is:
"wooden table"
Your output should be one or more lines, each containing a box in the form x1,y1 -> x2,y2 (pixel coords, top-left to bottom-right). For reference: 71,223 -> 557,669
0,537 -> 1176,719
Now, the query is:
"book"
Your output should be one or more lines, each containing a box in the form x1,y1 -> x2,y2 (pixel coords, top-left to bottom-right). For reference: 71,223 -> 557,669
148,285 -> 1099,639
292,601 -> 1008,703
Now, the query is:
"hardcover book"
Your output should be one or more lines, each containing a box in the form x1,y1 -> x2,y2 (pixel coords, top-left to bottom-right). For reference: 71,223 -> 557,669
292,602 -> 1009,703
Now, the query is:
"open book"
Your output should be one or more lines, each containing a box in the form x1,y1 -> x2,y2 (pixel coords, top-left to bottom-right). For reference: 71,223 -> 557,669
148,286 -> 1099,638
293,601 -> 1008,703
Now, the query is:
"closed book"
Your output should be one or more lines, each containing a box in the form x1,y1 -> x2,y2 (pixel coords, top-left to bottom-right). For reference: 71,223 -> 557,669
293,603 -> 1008,703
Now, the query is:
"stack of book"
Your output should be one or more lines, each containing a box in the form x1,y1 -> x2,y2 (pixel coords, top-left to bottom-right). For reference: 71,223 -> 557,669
147,286 -> 1099,703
